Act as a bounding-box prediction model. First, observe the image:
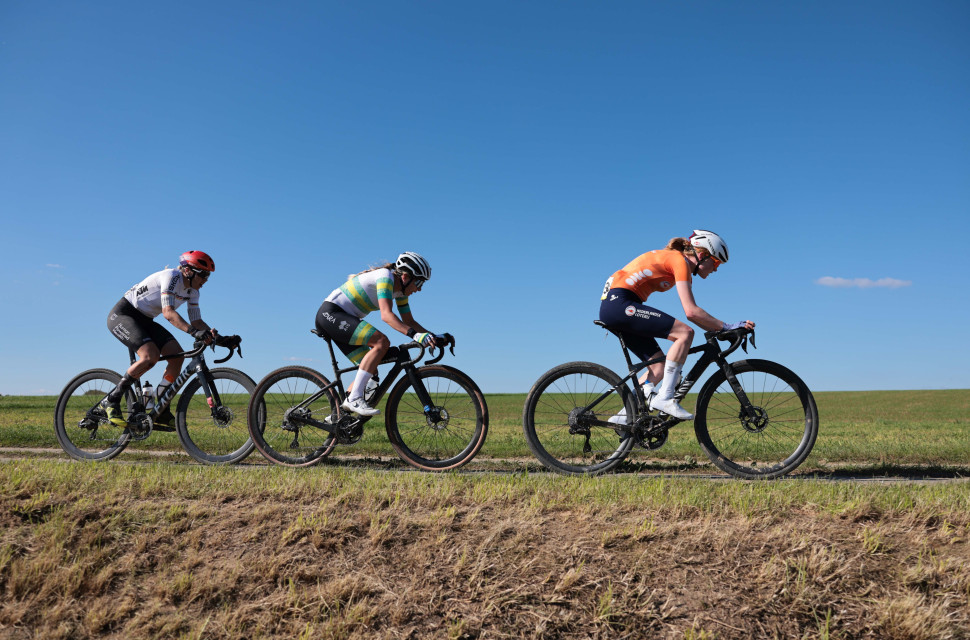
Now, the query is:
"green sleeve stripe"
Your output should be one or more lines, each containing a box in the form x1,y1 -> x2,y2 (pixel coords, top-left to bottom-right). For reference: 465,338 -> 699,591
376,277 -> 393,300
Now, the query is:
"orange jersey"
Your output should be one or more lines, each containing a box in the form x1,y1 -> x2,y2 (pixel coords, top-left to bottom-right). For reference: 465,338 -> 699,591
601,249 -> 692,302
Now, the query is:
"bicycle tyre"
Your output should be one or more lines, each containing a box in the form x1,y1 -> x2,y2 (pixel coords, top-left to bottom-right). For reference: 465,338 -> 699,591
522,361 -> 635,475
384,365 -> 488,471
247,366 -> 338,467
54,368 -> 134,461
176,367 -> 257,464
694,359 -> 819,479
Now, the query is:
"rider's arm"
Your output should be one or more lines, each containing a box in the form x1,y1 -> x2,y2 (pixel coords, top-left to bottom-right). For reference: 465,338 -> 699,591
377,297 -> 416,336
161,305 -> 196,334
674,281 -> 725,332
398,309 -> 430,334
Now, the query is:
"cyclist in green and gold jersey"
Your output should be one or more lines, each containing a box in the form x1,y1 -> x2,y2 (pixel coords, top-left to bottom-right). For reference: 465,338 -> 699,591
315,252 -> 440,416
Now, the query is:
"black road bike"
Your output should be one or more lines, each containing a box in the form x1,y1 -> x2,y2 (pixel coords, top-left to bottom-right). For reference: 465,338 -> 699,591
54,335 -> 256,464
247,331 -> 488,471
522,324 -> 818,479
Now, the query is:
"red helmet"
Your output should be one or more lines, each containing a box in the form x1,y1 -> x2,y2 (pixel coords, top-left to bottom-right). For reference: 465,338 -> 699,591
179,250 -> 215,272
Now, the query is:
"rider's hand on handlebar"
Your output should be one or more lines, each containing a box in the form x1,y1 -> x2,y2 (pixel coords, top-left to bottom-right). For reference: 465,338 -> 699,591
412,332 -> 435,347
722,320 -> 755,331
191,328 -> 218,345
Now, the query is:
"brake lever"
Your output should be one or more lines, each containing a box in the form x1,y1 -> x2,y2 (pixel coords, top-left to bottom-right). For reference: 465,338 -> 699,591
740,329 -> 756,353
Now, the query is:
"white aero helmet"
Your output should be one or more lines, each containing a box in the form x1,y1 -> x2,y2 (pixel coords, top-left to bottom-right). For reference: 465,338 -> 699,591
395,251 -> 431,280
689,230 -> 729,263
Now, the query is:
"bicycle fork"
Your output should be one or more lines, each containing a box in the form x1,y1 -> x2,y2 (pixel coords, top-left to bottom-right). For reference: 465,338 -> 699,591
405,367 -> 443,423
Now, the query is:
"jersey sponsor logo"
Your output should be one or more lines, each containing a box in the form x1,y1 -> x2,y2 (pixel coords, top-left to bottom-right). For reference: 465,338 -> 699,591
624,269 -> 653,287
320,311 -> 336,323
659,281 -> 672,290
338,321 -> 350,331
136,285 -> 149,296
111,322 -> 131,340
610,294 -> 618,301
625,306 -> 636,317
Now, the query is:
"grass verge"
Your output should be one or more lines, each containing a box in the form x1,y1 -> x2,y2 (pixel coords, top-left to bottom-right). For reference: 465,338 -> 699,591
1,460 -> 969,639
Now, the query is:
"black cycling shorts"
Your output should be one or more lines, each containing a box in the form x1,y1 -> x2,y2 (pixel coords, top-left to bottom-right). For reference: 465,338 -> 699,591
598,288 -> 676,361
107,298 -> 178,351
315,302 -> 402,365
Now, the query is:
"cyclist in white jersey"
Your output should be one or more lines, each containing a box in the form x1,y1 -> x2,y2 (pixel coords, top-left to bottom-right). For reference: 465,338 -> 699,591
315,251 -> 439,416
102,251 -> 219,427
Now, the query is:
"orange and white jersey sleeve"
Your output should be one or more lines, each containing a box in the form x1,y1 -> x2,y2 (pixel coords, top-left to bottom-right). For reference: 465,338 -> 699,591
600,249 -> 692,302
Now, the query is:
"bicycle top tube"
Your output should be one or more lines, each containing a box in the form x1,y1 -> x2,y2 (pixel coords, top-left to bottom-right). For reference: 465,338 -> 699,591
311,330 -> 455,372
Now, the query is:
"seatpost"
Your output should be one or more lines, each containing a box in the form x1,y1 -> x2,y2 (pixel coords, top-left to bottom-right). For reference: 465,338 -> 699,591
617,334 -> 636,373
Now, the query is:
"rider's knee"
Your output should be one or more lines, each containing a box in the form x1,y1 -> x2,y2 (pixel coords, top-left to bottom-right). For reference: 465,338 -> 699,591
139,349 -> 161,366
372,334 -> 390,351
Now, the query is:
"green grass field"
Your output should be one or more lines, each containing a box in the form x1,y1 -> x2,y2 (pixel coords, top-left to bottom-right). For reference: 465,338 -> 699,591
2,390 -> 969,637
2,389 -> 968,473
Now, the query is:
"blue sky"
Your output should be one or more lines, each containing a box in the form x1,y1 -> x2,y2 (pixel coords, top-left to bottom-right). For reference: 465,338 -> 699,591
1,1 -> 968,394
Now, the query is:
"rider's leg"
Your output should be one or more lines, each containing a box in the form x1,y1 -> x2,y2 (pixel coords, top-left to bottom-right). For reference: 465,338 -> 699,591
158,340 -> 183,382
650,321 -> 695,419
638,351 -> 665,387
107,342 -> 159,404
152,340 -> 182,426
347,332 -> 389,403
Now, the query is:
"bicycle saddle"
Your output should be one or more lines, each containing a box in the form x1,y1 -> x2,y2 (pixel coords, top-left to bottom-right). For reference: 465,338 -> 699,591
593,320 -> 623,337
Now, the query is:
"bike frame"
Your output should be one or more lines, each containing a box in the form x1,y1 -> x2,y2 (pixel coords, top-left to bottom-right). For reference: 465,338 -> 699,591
580,324 -> 756,429
126,341 -> 228,422
285,331 -> 447,436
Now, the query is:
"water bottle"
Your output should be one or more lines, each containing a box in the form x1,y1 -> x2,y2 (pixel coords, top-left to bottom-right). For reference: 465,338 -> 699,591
142,381 -> 154,411
364,377 -> 379,404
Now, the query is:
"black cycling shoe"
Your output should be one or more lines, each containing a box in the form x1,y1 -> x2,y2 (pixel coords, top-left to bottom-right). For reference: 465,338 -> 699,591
152,408 -> 177,432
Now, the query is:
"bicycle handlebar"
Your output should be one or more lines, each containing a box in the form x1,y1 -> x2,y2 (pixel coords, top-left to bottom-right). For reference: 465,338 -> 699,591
158,334 -> 243,364
704,327 -> 756,359
398,333 -> 455,366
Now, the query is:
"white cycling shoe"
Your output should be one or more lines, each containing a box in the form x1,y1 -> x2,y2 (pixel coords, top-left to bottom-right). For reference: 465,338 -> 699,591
607,407 -> 628,425
341,396 -> 380,417
649,396 -> 694,420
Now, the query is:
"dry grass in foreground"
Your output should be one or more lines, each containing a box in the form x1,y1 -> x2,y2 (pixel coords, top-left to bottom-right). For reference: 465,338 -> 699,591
1,461 -> 969,639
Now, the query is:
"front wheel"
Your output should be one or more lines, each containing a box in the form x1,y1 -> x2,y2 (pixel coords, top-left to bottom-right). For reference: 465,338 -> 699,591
522,362 -> 635,475
54,369 -> 134,461
247,366 -> 339,467
694,359 -> 819,479
176,367 -> 257,464
384,365 -> 488,471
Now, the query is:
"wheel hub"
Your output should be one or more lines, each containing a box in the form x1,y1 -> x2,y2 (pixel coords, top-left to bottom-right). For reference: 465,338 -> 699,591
211,406 -> 234,428
739,406 -> 769,432
281,407 -> 309,432
425,407 -> 450,431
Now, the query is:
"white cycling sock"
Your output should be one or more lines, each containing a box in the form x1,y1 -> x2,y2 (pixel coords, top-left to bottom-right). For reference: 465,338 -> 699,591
656,361 -> 683,401
348,370 -> 373,402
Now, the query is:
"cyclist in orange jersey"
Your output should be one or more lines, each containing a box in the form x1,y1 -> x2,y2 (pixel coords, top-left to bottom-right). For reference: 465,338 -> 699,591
599,230 -> 755,420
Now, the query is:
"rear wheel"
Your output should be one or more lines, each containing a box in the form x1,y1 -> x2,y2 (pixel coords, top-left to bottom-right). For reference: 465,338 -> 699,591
54,369 -> 133,461
522,362 -> 635,475
694,359 -> 818,479
384,365 -> 488,471
247,366 -> 338,467
176,368 -> 257,464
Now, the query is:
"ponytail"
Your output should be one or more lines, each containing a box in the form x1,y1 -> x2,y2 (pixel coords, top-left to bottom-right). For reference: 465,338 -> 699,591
665,237 -> 697,256
349,262 -> 395,280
